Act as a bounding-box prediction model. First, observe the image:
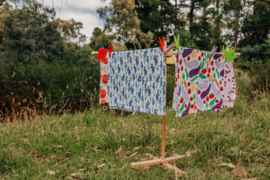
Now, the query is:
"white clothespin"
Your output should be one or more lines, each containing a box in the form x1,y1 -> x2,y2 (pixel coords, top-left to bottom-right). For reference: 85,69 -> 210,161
210,45 -> 218,56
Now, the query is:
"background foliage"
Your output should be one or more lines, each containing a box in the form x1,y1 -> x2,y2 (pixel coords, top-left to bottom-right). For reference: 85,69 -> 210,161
0,1 -> 270,179
0,0 -> 269,121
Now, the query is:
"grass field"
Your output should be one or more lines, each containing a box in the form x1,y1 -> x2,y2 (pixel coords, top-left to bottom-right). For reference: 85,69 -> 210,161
1,72 -> 270,179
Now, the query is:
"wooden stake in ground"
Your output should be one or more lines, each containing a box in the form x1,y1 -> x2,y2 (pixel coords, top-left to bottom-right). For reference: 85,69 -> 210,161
162,41 -> 168,160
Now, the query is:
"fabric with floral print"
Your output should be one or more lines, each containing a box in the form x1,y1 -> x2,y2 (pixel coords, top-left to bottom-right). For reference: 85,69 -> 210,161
107,47 -> 166,115
222,62 -> 237,108
99,50 -> 109,104
173,47 -> 225,117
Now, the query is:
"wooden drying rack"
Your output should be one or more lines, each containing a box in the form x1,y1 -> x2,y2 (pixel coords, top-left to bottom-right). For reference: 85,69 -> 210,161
92,43 -> 189,176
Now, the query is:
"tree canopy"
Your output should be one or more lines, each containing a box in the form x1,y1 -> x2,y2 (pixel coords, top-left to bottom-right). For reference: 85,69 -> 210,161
0,0 -> 269,63
91,0 -> 269,58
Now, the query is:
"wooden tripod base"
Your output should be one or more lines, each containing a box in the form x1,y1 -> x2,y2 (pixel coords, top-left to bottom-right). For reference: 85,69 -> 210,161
131,153 -> 190,176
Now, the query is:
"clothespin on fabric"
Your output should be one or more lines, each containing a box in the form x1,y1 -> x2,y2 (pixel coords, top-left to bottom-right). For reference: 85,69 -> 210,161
222,45 -> 237,62
159,37 -> 165,52
98,49 -> 108,62
108,46 -> 113,57
222,45 -> 227,55
210,45 -> 218,56
174,35 -> 180,49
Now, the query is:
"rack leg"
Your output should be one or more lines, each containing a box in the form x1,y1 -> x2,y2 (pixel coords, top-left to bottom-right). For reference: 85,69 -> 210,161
162,115 -> 166,160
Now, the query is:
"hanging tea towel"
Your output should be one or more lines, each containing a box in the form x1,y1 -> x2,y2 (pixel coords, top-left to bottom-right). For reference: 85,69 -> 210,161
107,48 -> 166,115
221,46 -> 238,108
222,62 -> 238,107
99,49 -> 109,104
173,47 -> 225,117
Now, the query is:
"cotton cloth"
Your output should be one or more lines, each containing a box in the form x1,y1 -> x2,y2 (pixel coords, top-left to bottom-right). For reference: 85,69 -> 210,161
222,62 -> 237,108
99,50 -> 109,104
173,47 -> 225,117
107,48 -> 166,115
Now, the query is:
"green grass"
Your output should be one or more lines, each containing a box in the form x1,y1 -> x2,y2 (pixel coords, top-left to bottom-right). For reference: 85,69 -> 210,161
0,70 -> 270,179
1,97 -> 270,179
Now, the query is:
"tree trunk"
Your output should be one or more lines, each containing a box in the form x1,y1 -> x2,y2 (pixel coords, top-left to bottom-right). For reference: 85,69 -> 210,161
175,0 -> 177,29
0,0 -> 5,6
234,13 -> 240,51
190,1 -> 194,40
161,0 -> 164,37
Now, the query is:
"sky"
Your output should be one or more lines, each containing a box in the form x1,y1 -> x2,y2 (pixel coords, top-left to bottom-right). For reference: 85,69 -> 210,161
40,0 -> 177,44
41,0 -> 111,44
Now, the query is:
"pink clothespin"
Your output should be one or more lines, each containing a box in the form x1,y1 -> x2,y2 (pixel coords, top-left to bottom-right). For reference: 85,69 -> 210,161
159,37 -> 164,52
109,46 -> 113,57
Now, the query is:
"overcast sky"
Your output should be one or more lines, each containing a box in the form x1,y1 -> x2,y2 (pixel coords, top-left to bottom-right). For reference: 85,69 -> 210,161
40,0 -> 178,45
41,0 -> 111,44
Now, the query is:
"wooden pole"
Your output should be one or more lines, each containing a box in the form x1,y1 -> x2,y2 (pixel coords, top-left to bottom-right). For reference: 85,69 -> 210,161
234,41 -> 237,52
162,41 -> 167,160
91,52 -> 98,55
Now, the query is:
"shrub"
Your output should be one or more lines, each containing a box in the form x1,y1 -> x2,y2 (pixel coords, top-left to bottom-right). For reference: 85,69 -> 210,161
0,59 -> 100,122
239,40 -> 270,64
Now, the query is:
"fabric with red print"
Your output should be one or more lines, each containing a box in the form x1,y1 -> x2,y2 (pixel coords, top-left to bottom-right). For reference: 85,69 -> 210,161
222,62 -> 238,108
173,47 -> 225,117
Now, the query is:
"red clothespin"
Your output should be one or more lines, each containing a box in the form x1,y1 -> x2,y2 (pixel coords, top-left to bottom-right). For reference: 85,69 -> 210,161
98,49 -> 108,62
109,46 -> 113,57
159,37 -> 164,52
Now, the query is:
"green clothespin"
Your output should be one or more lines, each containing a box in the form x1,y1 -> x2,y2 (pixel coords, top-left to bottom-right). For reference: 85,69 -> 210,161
174,35 -> 180,49
222,45 -> 237,62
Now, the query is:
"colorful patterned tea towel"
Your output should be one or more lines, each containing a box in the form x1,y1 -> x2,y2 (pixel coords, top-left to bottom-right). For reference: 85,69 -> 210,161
173,47 -> 225,117
99,49 -> 109,104
222,62 -> 237,108
107,48 -> 166,115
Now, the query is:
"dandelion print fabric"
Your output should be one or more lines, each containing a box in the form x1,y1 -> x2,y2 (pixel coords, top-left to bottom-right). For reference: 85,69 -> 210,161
99,50 -> 109,104
222,62 -> 237,108
173,47 -> 225,117
107,48 -> 166,116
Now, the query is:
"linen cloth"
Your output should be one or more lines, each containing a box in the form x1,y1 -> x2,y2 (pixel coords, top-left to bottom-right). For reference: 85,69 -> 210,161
222,62 -> 238,108
173,47 -> 225,117
107,48 -> 166,115
99,50 -> 109,104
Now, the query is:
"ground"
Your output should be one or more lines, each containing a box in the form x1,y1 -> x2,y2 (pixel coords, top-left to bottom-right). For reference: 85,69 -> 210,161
0,72 -> 270,179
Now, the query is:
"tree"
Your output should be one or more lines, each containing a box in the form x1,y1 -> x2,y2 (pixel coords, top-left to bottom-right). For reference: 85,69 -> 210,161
240,1 -> 270,47
0,0 -> 19,6
178,0 -> 205,40
223,0 -> 244,50
135,0 -> 184,46
89,27 -> 116,51
175,29 -> 198,49
191,14 -> 213,51
97,0 -> 153,49
0,1 -> 65,63
55,18 -> 86,44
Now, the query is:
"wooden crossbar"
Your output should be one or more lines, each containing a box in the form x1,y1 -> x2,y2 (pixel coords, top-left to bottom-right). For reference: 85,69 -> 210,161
165,43 -> 175,54
93,51 -> 240,57
91,52 -> 98,55
145,153 -> 187,176
130,154 -> 188,169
